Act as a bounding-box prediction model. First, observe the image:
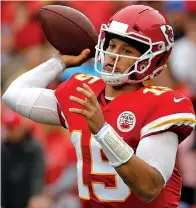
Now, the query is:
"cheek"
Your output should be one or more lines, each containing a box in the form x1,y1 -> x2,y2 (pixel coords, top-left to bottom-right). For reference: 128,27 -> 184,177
104,54 -> 110,61
103,55 -> 110,65
119,58 -> 136,71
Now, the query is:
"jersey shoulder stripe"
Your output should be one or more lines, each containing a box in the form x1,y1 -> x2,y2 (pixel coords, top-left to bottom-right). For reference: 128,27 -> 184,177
141,113 -> 196,138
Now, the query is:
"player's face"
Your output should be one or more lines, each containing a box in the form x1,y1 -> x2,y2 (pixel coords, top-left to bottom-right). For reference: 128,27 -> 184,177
103,38 -> 142,74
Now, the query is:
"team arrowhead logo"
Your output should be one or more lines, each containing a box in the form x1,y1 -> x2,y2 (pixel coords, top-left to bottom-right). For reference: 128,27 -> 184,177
160,25 -> 174,46
117,111 -> 136,132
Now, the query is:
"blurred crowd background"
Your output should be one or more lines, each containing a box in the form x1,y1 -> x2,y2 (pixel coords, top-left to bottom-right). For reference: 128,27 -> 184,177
1,1 -> 196,208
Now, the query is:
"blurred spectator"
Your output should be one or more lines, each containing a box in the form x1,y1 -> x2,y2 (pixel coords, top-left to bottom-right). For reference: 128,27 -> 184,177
1,1 -> 45,50
138,1 -> 164,11
184,1 -> 196,14
66,1 -> 132,33
33,125 -> 76,185
168,9 -> 196,207
1,25 -> 15,68
169,12 -> 196,99
32,124 -> 79,207
1,1 -> 50,90
163,1 -> 187,40
46,163 -> 80,208
178,130 -> 196,207
2,43 -> 57,93
66,1 -> 115,33
1,109 -> 51,208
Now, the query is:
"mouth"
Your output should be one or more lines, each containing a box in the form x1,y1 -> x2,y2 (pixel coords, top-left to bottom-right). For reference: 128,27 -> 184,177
103,64 -> 124,76
104,63 -> 118,73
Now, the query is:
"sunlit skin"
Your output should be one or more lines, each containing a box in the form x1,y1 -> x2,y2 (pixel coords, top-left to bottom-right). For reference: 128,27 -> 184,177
103,38 -> 143,98
58,38 -> 143,98
103,38 -> 141,73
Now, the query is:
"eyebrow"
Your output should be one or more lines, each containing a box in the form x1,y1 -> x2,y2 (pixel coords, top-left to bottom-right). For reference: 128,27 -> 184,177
123,43 -> 132,47
110,39 -> 133,48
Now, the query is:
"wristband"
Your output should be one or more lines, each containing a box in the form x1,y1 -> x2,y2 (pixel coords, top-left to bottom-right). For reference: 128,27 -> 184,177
94,123 -> 134,167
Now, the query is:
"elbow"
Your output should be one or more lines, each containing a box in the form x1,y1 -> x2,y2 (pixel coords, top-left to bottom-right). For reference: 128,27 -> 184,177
138,189 -> 161,203
126,182 -> 163,203
121,175 -> 163,203
2,89 -> 16,111
2,90 -> 10,104
134,184 -> 163,203
134,169 -> 165,203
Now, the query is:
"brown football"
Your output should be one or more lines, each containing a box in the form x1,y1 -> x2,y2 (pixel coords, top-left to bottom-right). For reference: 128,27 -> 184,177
37,5 -> 98,57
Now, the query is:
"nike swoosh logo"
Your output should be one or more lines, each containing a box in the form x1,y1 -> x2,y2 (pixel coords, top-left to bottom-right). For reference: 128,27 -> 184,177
174,97 -> 185,103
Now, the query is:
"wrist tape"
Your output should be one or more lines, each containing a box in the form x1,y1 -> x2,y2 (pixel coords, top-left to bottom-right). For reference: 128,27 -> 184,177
94,123 -> 134,167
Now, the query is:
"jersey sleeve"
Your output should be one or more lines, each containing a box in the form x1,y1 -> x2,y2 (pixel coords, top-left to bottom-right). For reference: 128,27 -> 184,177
54,73 -> 104,129
141,89 -> 196,142
56,103 -> 68,128
55,79 -> 70,128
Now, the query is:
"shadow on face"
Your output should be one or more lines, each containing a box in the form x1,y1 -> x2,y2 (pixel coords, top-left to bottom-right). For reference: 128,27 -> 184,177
103,38 -> 142,74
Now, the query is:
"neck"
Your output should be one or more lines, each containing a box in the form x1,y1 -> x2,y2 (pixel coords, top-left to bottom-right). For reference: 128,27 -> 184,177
105,83 -> 143,98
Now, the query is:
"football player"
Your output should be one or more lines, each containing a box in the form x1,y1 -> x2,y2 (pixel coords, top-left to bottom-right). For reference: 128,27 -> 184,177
3,4 -> 196,208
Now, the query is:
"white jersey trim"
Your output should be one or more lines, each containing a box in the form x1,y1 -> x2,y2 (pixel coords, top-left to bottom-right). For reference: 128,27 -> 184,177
141,113 -> 196,138
54,95 -> 69,129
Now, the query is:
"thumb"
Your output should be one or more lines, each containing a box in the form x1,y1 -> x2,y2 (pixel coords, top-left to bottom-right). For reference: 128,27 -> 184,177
78,49 -> 91,60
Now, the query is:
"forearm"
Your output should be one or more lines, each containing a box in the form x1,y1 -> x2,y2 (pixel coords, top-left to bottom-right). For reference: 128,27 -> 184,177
94,123 -> 178,202
2,57 -> 64,109
2,58 -> 65,124
4,57 -> 65,90
115,155 -> 164,202
2,58 -> 64,118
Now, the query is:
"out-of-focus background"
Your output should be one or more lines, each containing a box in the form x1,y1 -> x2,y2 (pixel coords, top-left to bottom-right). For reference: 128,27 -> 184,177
1,1 -> 196,208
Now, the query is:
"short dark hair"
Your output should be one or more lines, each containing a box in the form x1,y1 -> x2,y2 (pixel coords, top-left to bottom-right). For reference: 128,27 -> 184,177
104,32 -> 150,54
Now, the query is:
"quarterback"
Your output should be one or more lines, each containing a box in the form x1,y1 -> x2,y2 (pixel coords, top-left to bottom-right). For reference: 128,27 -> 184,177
3,5 -> 196,208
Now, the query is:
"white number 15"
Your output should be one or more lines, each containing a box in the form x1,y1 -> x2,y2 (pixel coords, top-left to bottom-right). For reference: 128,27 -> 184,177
71,131 -> 131,202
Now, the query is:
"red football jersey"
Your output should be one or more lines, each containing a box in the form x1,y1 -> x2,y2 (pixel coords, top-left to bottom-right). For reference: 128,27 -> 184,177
55,73 -> 196,208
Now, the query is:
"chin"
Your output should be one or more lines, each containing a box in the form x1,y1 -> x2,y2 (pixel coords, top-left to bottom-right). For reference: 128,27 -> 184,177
112,83 -> 127,88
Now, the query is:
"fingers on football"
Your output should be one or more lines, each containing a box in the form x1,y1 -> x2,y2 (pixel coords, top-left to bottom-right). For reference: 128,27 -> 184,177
82,83 -> 94,94
69,108 -> 88,117
70,96 -> 90,109
77,49 -> 90,62
76,87 -> 93,99
81,49 -> 91,57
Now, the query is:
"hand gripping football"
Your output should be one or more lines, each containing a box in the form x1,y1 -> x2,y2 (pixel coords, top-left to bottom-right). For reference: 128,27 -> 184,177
37,5 -> 98,57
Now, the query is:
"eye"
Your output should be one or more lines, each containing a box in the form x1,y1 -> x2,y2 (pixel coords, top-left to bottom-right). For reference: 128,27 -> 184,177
108,44 -> 115,49
123,48 -> 133,54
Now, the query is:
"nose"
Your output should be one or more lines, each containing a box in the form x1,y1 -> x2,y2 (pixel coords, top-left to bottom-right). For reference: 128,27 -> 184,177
109,47 -> 121,60
109,54 -> 116,61
112,46 -> 121,55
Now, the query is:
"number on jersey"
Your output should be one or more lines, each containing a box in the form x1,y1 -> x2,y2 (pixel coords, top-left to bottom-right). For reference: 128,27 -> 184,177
75,74 -> 101,84
143,86 -> 171,96
71,131 -> 131,202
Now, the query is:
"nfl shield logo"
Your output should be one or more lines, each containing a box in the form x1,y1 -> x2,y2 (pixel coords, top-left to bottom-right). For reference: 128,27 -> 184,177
117,111 -> 136,132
